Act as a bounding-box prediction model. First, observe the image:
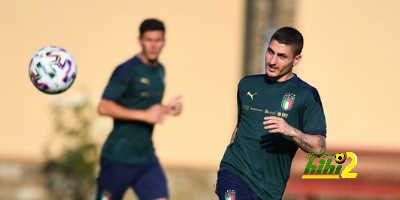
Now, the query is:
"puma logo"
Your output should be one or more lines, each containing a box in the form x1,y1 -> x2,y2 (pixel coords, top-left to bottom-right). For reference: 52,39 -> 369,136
140,77 -> 150,86
247,91 -> 257,100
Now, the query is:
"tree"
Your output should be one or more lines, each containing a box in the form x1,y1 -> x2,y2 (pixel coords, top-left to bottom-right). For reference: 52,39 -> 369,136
43,92 -> 98,200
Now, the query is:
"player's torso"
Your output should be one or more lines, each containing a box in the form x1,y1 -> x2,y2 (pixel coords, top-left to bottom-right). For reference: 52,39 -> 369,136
225,75 -> 305,198
237,75 -> 304,137
119,64 -> 165,109
221,75 -> 323,199
102,61 -> 165,164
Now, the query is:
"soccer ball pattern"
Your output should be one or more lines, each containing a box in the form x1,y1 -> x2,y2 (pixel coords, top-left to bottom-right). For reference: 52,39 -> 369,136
335,153 -> 346,164
29,46 -> 77,94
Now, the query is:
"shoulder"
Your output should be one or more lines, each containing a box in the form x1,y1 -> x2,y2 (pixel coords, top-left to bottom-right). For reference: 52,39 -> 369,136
241,74 -> 265,81
158,63 -> 165,73
238,74 -> 265,86
158,62 -> 165,68
291,75 -> 322,106
110,56 -> 142,79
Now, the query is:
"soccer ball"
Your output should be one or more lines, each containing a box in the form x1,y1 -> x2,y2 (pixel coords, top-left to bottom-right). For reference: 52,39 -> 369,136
335,153 -> 346,164
29,46 -> 77,94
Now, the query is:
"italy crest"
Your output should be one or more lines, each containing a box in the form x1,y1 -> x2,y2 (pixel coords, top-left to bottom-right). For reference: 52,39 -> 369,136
225,190 -> 235,200
281,93 -> 295,111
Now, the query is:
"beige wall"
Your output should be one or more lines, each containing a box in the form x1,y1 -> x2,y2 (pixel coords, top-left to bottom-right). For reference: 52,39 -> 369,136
0,0 -> 244,168
295,0 -> 400,150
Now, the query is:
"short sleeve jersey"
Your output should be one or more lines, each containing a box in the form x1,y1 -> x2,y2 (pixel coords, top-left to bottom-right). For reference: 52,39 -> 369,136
101,55 -> 165,165
220,74 -> 326,199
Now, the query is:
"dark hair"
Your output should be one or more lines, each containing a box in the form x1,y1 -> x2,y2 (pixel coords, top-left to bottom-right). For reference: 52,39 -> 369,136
270,27 -> 303,56
139,18 -> 165,36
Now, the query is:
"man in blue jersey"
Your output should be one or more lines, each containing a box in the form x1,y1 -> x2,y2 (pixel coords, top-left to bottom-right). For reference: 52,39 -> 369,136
216,27 -> 327,199
96,19 -> 182,200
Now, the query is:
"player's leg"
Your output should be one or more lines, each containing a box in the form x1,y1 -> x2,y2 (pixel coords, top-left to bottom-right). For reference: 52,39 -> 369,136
96,157 -> 135,200
215,170 -> 260,200
131,157 -> 169,200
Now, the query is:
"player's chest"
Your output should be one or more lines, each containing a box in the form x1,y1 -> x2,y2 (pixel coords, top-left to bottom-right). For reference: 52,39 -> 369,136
239,87 -> 301,119
126,70 -> 165,97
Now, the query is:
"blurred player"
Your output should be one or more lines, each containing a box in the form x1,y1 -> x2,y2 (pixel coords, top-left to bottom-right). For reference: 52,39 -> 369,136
216,27 -> 326,199
96,18 -> 182,200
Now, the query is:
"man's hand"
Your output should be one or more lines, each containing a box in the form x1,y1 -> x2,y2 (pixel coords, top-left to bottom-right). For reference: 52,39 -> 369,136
166,95 -> 183,116
145,104 -> 165,124
263,116 -> 295,136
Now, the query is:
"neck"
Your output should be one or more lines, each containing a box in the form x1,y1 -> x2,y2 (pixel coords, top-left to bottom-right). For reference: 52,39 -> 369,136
138,53 -> 158,67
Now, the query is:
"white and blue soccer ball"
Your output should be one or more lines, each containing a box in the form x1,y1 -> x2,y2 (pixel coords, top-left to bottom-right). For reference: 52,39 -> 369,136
29,46 -> 77,94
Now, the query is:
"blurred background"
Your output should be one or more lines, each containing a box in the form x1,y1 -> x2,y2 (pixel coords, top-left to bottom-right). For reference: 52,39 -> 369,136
1,0 -> 400,199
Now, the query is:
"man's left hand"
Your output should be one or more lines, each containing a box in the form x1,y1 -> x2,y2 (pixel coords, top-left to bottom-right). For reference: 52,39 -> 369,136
263,116 -> 295,136
166,95 -> 183,116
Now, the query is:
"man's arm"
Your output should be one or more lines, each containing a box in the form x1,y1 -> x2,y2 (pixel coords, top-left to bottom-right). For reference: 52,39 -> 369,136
229,127 -> 238,144
290,128 -> 326,154
263,116 -> 326,154
98,98 -> 165,124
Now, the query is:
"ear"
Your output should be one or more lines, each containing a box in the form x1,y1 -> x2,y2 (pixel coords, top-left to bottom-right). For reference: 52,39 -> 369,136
292,54 -> 302,66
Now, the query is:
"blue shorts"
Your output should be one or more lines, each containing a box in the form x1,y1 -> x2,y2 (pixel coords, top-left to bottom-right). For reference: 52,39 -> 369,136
216,170 -> 260,200
96,156 -> 168,200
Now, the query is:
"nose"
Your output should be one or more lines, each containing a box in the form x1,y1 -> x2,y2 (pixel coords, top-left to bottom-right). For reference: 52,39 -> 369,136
269,55 -> 277,66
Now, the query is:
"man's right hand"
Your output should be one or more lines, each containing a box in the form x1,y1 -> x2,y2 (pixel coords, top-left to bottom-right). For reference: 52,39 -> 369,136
144,104 -> 165,124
